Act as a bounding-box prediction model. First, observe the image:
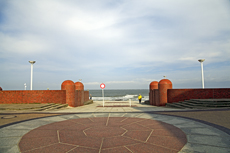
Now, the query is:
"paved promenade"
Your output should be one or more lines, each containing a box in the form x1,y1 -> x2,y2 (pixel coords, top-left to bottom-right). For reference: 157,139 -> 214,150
0,101 -> 230,153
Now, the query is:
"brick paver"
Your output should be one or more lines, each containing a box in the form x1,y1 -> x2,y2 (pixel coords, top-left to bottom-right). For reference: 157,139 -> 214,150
18,117 -> 187,153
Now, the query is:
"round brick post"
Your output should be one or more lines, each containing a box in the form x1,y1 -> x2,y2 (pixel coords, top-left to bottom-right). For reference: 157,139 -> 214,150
61,80 -> 75,107
74,82 -> 84,106
158,79 -> 172,106
74,82 -> 84,90
149,81 -> 158,105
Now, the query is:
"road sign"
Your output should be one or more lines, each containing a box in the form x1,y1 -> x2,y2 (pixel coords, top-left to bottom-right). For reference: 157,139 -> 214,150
100,83 -> 105,89
100,83 -> 105,107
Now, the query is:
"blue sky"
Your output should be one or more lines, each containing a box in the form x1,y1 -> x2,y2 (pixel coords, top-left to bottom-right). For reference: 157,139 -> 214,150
0,0 -> 230,90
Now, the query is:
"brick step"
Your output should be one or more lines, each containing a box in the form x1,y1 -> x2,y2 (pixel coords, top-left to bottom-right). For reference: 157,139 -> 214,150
0,103 -> 55,110
33,103 -> 68,111
184,99 -> 230,104
84,100 -> 93,105
182,101 -> 230,106
165,103 -> 188,109
166,99 -> 230,109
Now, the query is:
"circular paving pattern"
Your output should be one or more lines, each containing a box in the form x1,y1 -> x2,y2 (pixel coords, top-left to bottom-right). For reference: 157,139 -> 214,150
19,117 -> 187,153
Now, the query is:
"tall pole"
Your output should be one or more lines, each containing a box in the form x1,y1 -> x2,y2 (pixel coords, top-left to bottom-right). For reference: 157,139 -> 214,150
29,61 -> 36,90
102,89 -> 104,107
198,59 -> 205,89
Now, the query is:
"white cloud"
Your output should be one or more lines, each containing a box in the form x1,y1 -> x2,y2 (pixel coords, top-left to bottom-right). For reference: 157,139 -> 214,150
1,0 -> 230,90
0,33 -> 48,55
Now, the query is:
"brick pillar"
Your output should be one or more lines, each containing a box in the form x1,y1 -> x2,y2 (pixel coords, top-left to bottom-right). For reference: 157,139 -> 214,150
154,89 -> 160,106
61,80 -> 75,107
75,90 -> 84,106
158,79 -> 172,106
84,91 -> 89,102
74,82 -> 84,90
149,81 -> 158,105
74,82 -> 84,106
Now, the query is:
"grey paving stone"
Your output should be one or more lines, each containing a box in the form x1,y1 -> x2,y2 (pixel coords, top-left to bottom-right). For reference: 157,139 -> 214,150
75,113 -> 95,118
2,122 -> 39,130
187,135 -> 230,148
33,116 -> 67,126
37,116 -> 68,122
147,114 -> 175,122
109,113 -> 126,117
0,129 -> 29,138
0,137 -> 21,147
0,145 -> 20,153
161,117 -> 192,125
181,127 -> 230,137
58,114 -> 80,120
173,122 -> 208,128
137,113 -> 160,119
93,113 -> 110,117
180,142 -> 230,153
122,113 -> 143,117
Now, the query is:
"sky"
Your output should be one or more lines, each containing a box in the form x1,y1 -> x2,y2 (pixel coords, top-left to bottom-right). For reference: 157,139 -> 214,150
0,0 -> 230,90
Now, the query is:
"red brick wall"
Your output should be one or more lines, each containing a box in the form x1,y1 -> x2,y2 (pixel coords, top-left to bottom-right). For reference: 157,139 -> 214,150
0,90 -> 66,104
74,90 -> 81,107
84,91 -> 89,102
168,88 -> 230,103
74,90 -> 90,107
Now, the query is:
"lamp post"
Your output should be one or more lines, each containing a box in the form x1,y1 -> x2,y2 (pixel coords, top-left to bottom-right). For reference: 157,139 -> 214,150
29,61 -> 36,90
24,83 -> 27,90
198,59 -> 205,89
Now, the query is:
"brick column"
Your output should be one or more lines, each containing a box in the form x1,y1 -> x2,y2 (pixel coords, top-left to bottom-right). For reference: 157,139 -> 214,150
61,80 -> 75,107
154,89 -> 160,106
74,82 -> 84,90
149,81 -> 158,105
74,82 -> 84,106
158,79 -> 172,106
75,90 -> 84,106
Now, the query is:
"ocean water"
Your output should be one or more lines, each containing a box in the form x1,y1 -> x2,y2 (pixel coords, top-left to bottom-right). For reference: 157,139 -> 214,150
88,89 -> 149,101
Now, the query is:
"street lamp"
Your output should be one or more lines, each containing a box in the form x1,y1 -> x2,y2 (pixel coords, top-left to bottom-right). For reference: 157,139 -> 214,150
29,61 -> 36,90
24,83 -> 27,90
198,59 -> 205,89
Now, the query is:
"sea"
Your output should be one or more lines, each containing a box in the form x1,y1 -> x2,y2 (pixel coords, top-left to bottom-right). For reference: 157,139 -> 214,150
88,89 -> 149,101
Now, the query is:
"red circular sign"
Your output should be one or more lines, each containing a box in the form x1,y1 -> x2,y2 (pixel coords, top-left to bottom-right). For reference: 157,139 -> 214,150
100,83 -> 105,89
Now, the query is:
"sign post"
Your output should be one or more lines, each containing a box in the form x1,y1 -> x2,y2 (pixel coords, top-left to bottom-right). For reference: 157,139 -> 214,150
100,83 -> 105,107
